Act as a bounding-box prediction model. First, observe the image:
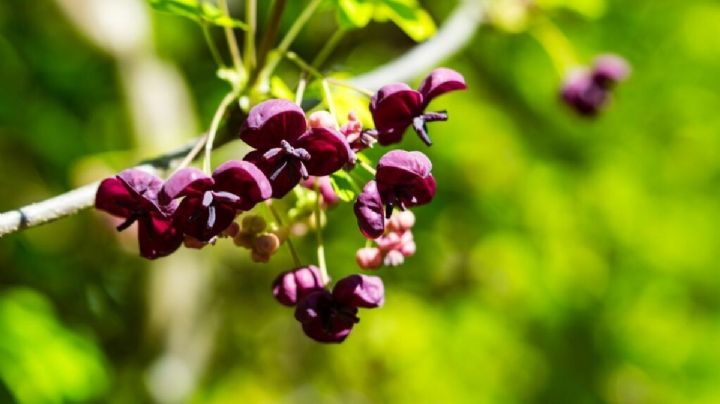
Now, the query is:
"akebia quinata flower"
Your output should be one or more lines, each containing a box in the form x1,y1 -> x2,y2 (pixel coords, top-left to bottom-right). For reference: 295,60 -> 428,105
160,161 -> 272,241
561,54 -> 630,116
272,265 -> 327,306
370,67 -> 466,146
95,169 -> 182,259
240,99 -> 354,198
294,274 -> 384,343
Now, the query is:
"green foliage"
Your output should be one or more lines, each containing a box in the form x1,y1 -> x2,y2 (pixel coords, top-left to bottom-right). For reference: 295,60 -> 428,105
330,169 -> 360,202
334,0 -> 437,41
148,0 -> 248,28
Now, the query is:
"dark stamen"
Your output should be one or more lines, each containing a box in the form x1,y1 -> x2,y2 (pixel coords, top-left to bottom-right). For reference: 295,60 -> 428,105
116,213 -> 140,232
412,116 -> 433,146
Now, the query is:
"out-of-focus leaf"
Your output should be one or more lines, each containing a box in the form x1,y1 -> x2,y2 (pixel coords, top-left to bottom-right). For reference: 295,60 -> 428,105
148,0 -> 249,28
332,0 -> 436,41
270,76 -> 296,102
537,0 -> 606,19
337,0 -> 375,28
330,170 -> 359,202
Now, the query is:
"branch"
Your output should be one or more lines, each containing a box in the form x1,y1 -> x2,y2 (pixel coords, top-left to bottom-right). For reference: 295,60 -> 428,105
0,0 -> 487,238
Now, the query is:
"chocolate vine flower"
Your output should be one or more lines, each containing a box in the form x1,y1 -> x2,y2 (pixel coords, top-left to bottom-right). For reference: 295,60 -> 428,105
354,150 -> 436,239
240,99 -> 354,198
160,161 -> 272,241
370,67 -> 466,146
272,265 -> 327,306
294,274 -> 385,343
561,54 -> 630,116
95,169 -> 182,259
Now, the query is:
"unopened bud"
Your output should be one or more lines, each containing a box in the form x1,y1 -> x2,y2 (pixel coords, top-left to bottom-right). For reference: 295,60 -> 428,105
253,233 -> 280,255
383,250 -> 405,267
241,214 -> 266,235
356,247 -> 383,270
183,235 -> 207,249
308,111 -> 336,129
251,250 -> 271,263
400,240 -> 416,257
233,233 -> 254,249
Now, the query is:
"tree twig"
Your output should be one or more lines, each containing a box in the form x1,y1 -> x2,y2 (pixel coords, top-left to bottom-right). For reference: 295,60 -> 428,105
0,0 -> 487,238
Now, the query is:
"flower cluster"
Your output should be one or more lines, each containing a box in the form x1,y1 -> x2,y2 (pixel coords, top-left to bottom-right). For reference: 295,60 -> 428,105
273,266 -> 384,343
95,67 -> 464,343
356,210 -> 417,269
561,54 -> 630,116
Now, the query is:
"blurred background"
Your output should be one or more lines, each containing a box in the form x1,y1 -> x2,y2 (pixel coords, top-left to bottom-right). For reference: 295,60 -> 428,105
2,0 -> 720,402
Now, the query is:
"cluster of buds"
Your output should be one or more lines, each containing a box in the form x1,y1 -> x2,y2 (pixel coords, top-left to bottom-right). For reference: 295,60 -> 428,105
561,54 -> 630,116
356,210 -> 416,269
233,215 -> 280,263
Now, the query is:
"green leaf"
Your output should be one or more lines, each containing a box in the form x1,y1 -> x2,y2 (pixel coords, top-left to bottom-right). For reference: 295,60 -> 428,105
330,170 -> 360,202
270,76 -> 296,101
337,0 -> 375,28
376,0 -> 437,42
148,0 -> 248,28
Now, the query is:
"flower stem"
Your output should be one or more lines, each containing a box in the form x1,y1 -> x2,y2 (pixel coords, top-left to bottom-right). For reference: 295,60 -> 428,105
314,181 -> 329,283
257,0 -> 287,71
203,91 -> 238,174
311,28 -> 346,69
218,0 -> 244,77
171,133 -> 209,175
244,0 -> 256,72
529,16 -> 579,76
266,201 -> 302,267
201,22 -> 226,68
359,159 -> 376,176
285,51 -> 324,79
322,79 -> 339,129
326,78 -> 374,97
295,73 -> 307,106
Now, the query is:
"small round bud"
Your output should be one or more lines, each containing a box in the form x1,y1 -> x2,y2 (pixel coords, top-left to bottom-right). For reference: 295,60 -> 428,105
356,247 -> 383,270
396,210 -> 416,231
241,215 -> 266,235
308,111 -> 336,129
592,54 -> 630,87
233,233 -> 254,249
383,250 -> 405,267
376,232 -> 402,252
251,250 -> 271,263
400,240 -> 416,257
183,235 -> 207,249
221,222 -> 240,238
253,233 -> 280,255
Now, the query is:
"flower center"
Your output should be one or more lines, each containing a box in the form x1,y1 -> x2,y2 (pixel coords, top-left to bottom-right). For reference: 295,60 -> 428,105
265,140 -> 312,181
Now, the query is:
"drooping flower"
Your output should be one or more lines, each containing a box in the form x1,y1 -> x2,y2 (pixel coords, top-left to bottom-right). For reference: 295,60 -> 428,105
370,67 -> 466,146
272,265 -> 327,306
353,150 -> 436,239
95,168 -> 182,259
561,54 -> 630,116
294,274 -> 384,343
160,161 -> 272,241
240,99 -> 354,198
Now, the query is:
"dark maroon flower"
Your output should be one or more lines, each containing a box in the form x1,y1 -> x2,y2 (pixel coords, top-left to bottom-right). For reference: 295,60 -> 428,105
240,99 -> 354,198
332,274 -> 385,308
294,290 -> 358,343
95,169 -> 182,259
592,54 -> 630,88
161,161 -> 271,241
293,274 -> 385,343
272,265 -> 327,306
301,176 -> 339,207
561,54 -> 630,116
375,150 -> 436,215
353,180 -> 385,239
370,67 -> 466,146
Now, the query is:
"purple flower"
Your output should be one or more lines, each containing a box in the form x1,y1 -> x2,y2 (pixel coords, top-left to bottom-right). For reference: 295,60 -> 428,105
294,274 -> 385,343
561,54 -> 630,116
272,265 -> 327,306
353,150 -> 436,239
95,169 -> 182,259
240,99 -> 354,198
160,161 -> 272,241
370,67 -> 466,146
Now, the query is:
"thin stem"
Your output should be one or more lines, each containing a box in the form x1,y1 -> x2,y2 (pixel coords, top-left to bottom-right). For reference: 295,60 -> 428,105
314,181 -> 329,283
172,133 -> 209,175
266,201 -> 302,267
321,79 -> 339,129
285,51 -> 324,79
327,78 -> 374,97
359,159 -> 376,176
244,0 -> 256,72
218,0 -> 244,76
201,22 -> 227,68
529,16 -> 579,76
203,91 -> 238,173
256,0 -> 323,87
311,28 -> 346,69
295,73 -> 307,106
254,0 -> 287,85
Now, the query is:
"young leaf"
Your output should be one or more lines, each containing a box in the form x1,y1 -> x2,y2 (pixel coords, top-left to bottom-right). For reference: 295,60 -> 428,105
330,170 -> 360,202
148,0 -> 248,29
375,0 -> 437,42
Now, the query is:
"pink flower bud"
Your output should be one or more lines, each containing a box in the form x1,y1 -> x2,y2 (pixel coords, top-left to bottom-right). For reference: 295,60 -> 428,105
356,247 -> 383,270
376,232 -> 402,252
308,111 -> 336,129
383,250 -> 405,267
400,240 -> 416,257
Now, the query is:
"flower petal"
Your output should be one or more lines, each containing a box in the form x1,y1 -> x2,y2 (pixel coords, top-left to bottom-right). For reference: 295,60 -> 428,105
137,215 -> 183,259
212,160 -> 272,210
417,67 -> 467,104
239,99 -> 307,150
272,266 -> 327,306
332,274 -> 385,309
244,150 -> 303,199
160,167 -> 213,205
95,177 -> 136,218
294,290 -> 356,343
117,169 -> 167,212
296,127 -> 353,176
377,150 -> 432,180
353,181 -> 385,239
370,83 -> 423,134
174,196 -> 237,241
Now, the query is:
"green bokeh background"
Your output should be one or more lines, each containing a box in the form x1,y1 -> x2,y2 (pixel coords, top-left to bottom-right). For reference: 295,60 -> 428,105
2,0 -> 720,403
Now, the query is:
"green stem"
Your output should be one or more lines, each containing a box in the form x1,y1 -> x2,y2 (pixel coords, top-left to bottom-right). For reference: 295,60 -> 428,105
254,0 -> 287,85
529,16 -> 579,76
286,51 -> 324,79
218,0 -> 244,78
266,201 -> 302,267
295,74 -> 308,106
201,22 -> 227,68
322,79 -> 339,129
203,91 -> 238,174
326,78 -> 374,97
244,0 -> 257,72
171,133 -> 209,175
359,159 -> 376,176
255,0 -> 323,88
314,182 -> 329,283
311,28 -> 346,69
